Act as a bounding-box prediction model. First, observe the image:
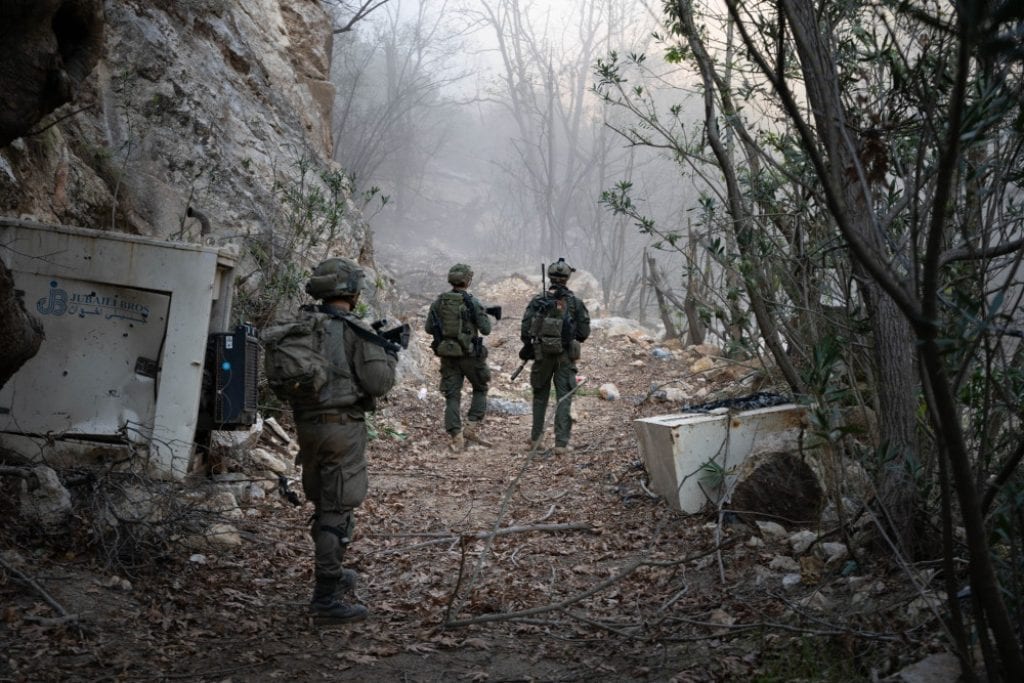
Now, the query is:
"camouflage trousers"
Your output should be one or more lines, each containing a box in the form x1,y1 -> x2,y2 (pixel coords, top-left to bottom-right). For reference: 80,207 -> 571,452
295,415 -> 368,581
439,354 -> 491,435
530,353 -> 578,447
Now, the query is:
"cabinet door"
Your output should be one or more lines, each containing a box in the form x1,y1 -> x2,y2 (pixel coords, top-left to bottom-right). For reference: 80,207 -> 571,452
0,273 -> 171,442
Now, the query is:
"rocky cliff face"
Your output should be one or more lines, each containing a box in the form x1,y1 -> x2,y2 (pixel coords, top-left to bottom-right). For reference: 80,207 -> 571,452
0,0 -> 369,267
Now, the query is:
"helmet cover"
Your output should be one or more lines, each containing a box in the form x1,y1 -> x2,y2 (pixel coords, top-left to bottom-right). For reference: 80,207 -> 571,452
547,257 -> 575,281
447,263 -> 474,286
305,257 -> 365,299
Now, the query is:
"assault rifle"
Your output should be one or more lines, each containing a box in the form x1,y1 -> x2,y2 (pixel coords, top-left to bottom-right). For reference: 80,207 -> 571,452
510,264 -> 546,381
510,359 -> 529,381
484,306 -> 502,321
370,318 -> 411,351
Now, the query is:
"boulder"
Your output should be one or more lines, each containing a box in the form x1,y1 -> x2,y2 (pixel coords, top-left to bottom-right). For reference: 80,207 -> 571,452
590,317 -> 646,338
17,465 -> 72,533
249,446 -> 289,475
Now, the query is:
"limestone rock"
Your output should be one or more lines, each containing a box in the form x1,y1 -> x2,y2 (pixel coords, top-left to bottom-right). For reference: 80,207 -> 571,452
249,446 -> 289,475
768,555 -> 800,573
755,520 -> 789,540
884,653 -> 960,683
598,383 -> 620,401
689,356 -> 716,374
789,530 -> 818,555
212,414 -> 264,454
1,2 -> 362,261
263,417 -> 292,445
17,465 -> 72,533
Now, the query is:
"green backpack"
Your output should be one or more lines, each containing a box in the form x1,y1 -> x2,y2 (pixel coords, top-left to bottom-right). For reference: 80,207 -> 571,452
433,291 -> 474,357
530,295 -> 570,356
262,312 -> 332,402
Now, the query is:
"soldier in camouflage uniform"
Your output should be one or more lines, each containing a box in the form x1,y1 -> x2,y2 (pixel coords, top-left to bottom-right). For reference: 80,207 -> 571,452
520,258 -> 590,454
425,264 -> 492,452
295,257 -> 397,622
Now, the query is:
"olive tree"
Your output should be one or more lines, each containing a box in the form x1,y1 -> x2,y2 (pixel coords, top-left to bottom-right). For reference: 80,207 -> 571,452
600,0 -> 1024,676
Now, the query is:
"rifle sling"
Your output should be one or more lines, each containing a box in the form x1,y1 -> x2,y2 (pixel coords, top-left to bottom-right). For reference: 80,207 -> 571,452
320,307 -> 402,355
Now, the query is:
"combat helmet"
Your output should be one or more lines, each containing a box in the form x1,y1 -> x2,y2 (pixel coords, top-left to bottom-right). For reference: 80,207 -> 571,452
305,257 -> 365,300
547,257 -> 575,283
447,263 -> 474,287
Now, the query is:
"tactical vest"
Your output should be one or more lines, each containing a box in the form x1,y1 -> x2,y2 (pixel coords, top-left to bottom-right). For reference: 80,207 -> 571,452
315,315 -> 364,409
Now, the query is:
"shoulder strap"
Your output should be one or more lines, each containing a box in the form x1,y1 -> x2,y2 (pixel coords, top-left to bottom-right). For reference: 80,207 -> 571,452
319,306 -> 402,356
344,318 -> 401,356
461,291 -> 480,327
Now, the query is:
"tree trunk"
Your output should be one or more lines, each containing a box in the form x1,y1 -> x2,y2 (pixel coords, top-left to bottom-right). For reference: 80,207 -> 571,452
646,253 -> 679,340
771,0 -> 919,554
684,226 -> 707,346
0,261 -> 44,389
863,281 -> 918,552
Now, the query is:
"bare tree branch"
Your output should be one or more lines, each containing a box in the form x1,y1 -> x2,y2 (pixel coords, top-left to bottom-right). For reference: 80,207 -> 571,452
329,0 -> 393,34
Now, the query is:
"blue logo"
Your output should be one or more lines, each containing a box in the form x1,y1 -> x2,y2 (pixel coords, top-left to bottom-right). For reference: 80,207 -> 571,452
35,280 -> 151,323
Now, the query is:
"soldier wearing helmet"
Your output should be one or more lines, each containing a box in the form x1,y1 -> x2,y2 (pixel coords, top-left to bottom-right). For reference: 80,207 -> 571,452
425,263 -> 494,452
519,258 -> 591,454
295,257 -> 397,622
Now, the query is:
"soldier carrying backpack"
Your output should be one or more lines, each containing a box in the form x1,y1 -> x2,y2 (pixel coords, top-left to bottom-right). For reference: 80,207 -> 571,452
262,257 -> 397,623
425,263 -> 499,452
519,258 -> 590,454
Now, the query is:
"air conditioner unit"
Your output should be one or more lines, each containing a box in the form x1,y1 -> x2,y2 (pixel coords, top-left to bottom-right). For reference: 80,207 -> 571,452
200,324 -> 259,428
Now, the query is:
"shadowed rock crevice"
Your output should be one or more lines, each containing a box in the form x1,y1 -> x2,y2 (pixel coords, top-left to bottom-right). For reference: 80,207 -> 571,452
0,0 -> 104,147
730,452 -> 824,527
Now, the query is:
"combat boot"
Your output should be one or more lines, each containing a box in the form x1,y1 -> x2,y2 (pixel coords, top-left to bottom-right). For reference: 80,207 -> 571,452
463,420 -> 493,447
553,444 -> 571,455
449,431 -> 465,453
311,578 -> 368,623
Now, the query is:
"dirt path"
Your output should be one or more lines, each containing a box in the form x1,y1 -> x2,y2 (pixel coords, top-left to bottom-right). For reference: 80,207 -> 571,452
0,278 -> 927,682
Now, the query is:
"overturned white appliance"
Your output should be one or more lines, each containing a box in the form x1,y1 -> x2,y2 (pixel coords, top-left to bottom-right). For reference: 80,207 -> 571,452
634,404 -> 809,513
0,218 -> 248,480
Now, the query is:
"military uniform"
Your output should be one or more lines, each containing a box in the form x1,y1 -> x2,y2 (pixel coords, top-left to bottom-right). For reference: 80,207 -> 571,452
292,258 -> 397,621
520,260 -> 590,450
425,264 -> 492,449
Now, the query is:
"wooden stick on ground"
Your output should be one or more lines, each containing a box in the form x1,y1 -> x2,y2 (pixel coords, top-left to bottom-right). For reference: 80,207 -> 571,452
0,555 -> 77,621
444,538 -> 737,628
376,522 -> 594,556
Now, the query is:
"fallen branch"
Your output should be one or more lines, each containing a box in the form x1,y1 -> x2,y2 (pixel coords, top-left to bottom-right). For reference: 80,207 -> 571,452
21,614 -> 81,627
370,469 -> 467,479
377,523 -> 592,556
638,477 -> 660,500
530,504 -> 557,524
566,609 -> 645,639
444,539 -> 736,628
516,488 -> 569,505
470,522 -> 590,538
0,555 -> 75,620
666,615 -> 900,642
445,381 -> 589,622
